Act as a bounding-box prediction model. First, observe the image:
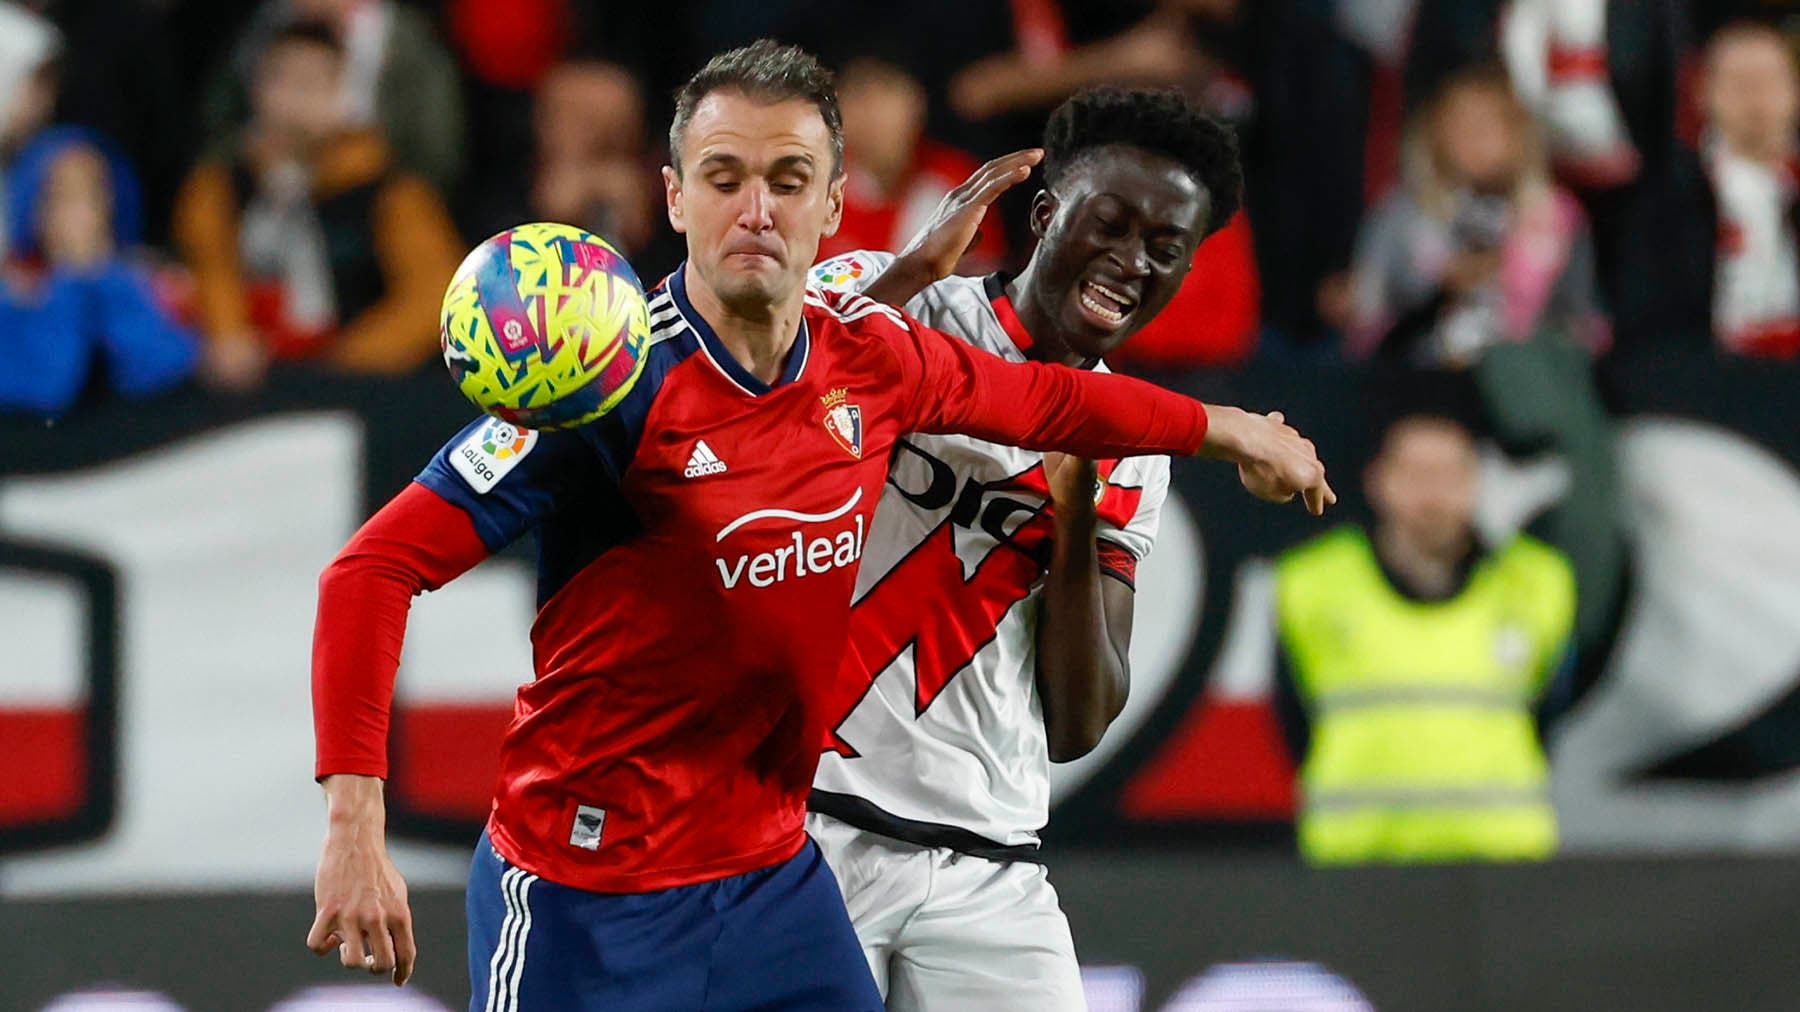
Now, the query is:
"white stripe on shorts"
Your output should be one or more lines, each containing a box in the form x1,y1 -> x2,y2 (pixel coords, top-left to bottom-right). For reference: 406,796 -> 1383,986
485,864 -> 539,1012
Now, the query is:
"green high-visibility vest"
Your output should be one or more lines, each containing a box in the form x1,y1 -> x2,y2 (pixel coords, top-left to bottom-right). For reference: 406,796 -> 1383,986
1274,527 -> 1575,864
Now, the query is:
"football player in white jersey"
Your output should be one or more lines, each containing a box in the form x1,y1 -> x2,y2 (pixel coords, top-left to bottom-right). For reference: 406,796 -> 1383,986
807,87 -> 1328,1010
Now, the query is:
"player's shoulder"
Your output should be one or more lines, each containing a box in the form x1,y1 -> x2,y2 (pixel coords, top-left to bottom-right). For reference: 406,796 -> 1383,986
803,283 -> 908,334
810,250 -> 895,295
1495,532 -> 1576,586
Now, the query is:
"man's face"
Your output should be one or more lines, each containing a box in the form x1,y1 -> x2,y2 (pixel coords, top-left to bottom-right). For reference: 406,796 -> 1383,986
1367,418 -> 1480,557
1706,32 -> 1800,157
1028,145 -> 1208,360
253,40 -> 344,145
664,91 -> 844,315
42,144 -> 111,241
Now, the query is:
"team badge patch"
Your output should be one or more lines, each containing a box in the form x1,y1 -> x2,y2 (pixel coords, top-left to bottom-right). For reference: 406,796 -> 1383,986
810,254 -> 866,292
821,386 -> 863,458
451,416 -> 538,493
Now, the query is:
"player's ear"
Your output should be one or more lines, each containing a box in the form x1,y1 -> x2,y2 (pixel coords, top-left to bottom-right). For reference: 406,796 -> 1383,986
1029,189 -> 1055,240
663,165 -> 687,234
822,169 -> 846,238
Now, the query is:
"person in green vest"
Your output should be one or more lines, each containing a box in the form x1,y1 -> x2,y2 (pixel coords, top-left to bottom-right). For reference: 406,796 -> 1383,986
1272,410 -> 1576,864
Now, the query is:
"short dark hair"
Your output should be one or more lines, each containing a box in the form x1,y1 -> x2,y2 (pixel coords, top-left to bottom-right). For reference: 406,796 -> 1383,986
267,19 -> 343,59
669,40 -> 843,177
1041,87 -> 1243,238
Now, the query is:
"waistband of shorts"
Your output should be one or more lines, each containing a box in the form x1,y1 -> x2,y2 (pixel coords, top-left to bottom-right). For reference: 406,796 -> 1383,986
807,790 -> 1046,864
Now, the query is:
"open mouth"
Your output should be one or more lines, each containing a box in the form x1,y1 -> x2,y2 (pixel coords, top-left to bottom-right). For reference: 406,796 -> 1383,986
1078,279 -> 1138,327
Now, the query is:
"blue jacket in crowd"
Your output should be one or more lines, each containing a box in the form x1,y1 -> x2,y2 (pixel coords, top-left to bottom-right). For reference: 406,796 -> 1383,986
1,126 -> 197,416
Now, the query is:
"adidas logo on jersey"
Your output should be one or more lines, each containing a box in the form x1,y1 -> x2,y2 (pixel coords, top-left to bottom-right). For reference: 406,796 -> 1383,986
683,440 -> 728,478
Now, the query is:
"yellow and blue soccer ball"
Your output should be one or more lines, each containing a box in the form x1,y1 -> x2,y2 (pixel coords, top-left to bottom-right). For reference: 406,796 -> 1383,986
440,223 -> 652,430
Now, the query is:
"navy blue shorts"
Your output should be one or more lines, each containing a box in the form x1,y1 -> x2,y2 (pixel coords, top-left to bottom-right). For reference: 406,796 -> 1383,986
466,832 -> 882,1011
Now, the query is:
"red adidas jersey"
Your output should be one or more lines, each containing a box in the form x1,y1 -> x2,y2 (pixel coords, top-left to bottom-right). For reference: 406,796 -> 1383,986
312,264 -> 1207,892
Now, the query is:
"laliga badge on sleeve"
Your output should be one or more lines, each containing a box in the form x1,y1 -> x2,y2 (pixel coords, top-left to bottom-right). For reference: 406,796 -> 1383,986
452,417 -> 539,494
810,254 -> 867,293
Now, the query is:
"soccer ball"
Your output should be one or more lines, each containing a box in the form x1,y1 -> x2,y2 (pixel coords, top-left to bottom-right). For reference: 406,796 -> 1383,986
440,223 -> 652,430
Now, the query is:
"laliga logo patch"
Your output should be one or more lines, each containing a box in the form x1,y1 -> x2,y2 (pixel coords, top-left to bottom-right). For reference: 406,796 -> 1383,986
821,387 -> 863,458
453,417 -> 539,493
811,255 -> 865,291
483,422 -> 531,459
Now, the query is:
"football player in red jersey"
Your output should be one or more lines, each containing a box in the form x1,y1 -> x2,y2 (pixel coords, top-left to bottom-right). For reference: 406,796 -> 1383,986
307,41 -> 1332,1011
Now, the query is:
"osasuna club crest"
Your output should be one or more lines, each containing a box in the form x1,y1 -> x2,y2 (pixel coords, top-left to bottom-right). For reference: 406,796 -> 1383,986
821,386 -> 863,458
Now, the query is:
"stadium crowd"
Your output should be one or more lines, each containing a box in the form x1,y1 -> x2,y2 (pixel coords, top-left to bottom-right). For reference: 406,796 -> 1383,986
2,0 -> 1797,419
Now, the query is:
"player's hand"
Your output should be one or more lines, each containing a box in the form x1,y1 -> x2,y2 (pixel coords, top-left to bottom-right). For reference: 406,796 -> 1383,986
307,775 -> 417,987
1206,406 -> 1336,516
894,149 -> 1043,283
1043,452 -> 1100,524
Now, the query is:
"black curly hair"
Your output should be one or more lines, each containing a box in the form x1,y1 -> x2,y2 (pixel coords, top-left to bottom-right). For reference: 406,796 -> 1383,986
1041,87 -> 1242,238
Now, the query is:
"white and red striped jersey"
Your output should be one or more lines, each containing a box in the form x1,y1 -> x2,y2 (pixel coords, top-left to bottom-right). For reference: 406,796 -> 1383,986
808,251 -> 1171,854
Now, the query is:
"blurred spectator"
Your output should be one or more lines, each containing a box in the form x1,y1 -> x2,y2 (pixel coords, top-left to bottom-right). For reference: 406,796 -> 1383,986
1406,0 -> 1687,181
1272,412 -> 1576,865
1343,66 -> 1608,366
447,0 -> 569,92
1615,21 -> 1800,358
199,0 -> 466,192
533,61 -> 658,259
0,127 -> 197,416
37,0 -> 185,243
0,0 -> 59,261
948,6 -> 1194,124
1499,0 -> 1641,189
1403,0 -> 1690,310
816,57 -> 1005,274
1229,0 -> 1368,354
173,21 -> 462,391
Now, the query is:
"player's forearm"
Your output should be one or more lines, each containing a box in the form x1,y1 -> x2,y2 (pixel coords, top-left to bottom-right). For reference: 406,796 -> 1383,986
1035,512 -> 1127,763
322,774 -> 387,829
313,483 -> 489,780
1195,404 -> 1262,462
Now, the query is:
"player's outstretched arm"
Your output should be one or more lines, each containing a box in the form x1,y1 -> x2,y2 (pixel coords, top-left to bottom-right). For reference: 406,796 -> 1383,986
860,149 -> 1043,308
887,308 -> 1336,513
308,482 -> 491,986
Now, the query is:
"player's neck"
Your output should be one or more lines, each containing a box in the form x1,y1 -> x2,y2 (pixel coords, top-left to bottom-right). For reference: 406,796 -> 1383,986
1005,269 -> 1093,370
1374,525 -> 1473,601
685,269 -> 805,385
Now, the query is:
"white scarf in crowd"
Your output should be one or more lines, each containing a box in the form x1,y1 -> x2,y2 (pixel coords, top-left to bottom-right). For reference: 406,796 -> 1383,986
1707,137 -> 1800,354
1502,0 -> 1639,187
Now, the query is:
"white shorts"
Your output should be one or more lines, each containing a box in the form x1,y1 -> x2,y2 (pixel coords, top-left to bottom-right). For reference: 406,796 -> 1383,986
806,811 -> 1085,1012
